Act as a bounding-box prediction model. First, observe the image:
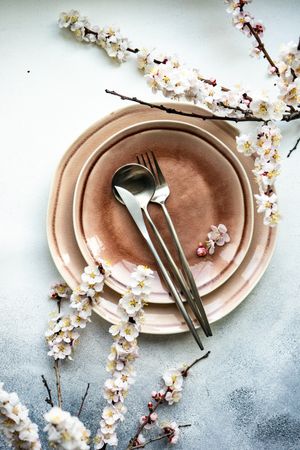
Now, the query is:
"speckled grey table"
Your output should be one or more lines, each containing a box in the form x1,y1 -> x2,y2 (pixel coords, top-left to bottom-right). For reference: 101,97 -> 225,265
1,1 -> 300,449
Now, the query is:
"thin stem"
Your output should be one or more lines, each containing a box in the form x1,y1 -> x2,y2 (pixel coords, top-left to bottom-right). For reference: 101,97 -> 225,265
41,375 -> 54,407
54,360 -> 62,408
78,383 -> 90,417
132,424 -> 191,449
245,22 -> 279,75
105,89 -> 300,123
287,137 -> 300,158
181,351 -> 210,377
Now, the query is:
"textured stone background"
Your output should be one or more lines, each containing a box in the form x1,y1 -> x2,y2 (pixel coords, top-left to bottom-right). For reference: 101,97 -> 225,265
0,0 -> 300,449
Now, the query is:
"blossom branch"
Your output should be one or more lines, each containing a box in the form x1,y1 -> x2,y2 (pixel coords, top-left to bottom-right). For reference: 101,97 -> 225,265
105,89 -> 300,123
77,383 -> 90,418
54,360 -> 63,408
127,351 -> 210,449
287,136 -> 300,157
41,375 -> 54,407
131,424 -> 191,449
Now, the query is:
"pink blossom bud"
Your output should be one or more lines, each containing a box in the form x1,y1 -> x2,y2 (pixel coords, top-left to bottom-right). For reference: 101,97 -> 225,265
148,401 -> 153,410
139,415 -> 148,424
158,390 -> 165,398
151,390 -> 157,399
150,412 -> 158,422
196,244 -> 208,257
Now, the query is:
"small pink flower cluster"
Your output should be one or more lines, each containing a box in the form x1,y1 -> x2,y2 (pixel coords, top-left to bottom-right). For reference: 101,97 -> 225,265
196,224 -> 230,257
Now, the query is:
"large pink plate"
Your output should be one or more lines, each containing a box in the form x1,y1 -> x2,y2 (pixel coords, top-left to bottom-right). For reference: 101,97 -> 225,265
47,104 -> 277,334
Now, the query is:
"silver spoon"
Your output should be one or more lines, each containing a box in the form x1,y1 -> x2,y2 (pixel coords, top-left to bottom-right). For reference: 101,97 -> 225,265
112,164 -> 204,348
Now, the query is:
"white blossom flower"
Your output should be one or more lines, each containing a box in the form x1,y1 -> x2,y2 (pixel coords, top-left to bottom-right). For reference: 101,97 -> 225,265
48,341 -> 72,360
119,292 -> 143,316
162,421 -> 180,444
250,96 -> 274,120
163,369 -> 184,390
113,369 -> 135,390
119,322 -> 139,342
255,191 -> 278,216
129,277 -> 152,296
236,134 -> 256,156
81,266 -> 104,285
232,10 -> 252,33
136,48 -> 154,70
97,26 -> 129,62
278,40 -> 300,74
44,407 -> 90,450
278,78 -> 300,106
0,383 -> 41,449
253,160 -> 280,187
58,10 -> 80,29
100,419 -> 117,435
131,265 -> 154,281
208,224 -> 230,246
102,406 -> 120,426
165,389 -> 182,405
263,211 -> 280,227
50,283 -> 71,299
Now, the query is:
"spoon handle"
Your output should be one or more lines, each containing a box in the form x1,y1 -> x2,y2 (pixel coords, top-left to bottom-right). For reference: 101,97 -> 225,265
115,186 -> 204,350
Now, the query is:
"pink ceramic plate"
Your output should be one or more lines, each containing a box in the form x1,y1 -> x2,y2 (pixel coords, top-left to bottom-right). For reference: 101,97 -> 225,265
73,121 -> 254,303
47,103 -> 277,333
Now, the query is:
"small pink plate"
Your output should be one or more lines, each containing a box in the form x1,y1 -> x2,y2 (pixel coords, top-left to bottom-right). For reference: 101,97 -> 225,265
73,120 -> 254,303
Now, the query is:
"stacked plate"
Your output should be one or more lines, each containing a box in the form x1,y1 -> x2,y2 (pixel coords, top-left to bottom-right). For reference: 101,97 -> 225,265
47,103 -> 277,334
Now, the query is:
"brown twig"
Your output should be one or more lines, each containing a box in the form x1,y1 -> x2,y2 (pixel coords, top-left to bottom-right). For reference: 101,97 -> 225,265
77,383 -> 90,417
287,137 -> 300,158
181,351 -> 210,377
245,22 -> 279,75
41,375 -> 54,407
131,424 -> 191,449
54,360 -> 62,408
105,89 -> 300,123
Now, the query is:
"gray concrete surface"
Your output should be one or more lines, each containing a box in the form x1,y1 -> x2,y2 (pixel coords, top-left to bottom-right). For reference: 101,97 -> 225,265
0,1 -> 300,449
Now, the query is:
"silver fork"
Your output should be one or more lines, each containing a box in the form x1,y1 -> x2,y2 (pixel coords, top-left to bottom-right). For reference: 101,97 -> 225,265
137,151 -> 212,337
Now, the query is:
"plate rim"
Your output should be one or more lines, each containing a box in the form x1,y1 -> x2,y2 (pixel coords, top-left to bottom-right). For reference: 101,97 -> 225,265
72,119 -> 254,302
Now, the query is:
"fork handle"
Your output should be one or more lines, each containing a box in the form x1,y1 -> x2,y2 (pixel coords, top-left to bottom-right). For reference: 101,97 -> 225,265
145,236 -> 204,350
143,208 -> 208,337
160,203 -> 213,337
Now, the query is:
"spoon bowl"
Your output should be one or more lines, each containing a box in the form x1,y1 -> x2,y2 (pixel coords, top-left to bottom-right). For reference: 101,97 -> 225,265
112,163 -> 156,209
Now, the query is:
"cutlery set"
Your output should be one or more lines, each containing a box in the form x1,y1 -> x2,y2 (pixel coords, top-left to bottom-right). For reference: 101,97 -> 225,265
112,152 -> 212,350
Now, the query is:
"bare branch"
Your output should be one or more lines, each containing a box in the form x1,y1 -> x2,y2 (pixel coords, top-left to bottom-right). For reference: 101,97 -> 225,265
78,383 -> 90,418
105,90 -> 300,123
287,137 -> 300,158
181,351 -> 210,377
41,375 -> 54,407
